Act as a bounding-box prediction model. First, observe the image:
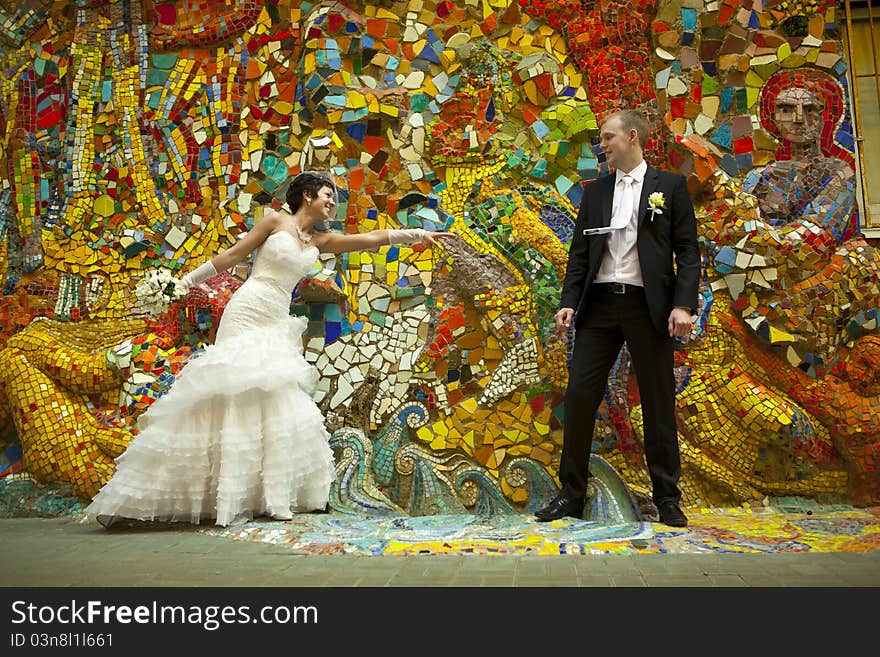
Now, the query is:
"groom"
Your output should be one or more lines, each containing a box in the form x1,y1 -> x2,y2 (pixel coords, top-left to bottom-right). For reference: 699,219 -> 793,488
536,109 -> 700,527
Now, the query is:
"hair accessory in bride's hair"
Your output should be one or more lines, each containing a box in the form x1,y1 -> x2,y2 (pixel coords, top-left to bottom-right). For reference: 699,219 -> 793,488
290,171 -> 337,197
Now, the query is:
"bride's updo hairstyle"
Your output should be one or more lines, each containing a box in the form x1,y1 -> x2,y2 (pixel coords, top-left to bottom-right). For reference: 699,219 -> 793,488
286,171 -> 337,212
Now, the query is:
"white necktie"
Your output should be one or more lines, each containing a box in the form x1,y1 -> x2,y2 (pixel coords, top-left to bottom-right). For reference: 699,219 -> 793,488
610,175 -> 636,230
582,174 -> 637,236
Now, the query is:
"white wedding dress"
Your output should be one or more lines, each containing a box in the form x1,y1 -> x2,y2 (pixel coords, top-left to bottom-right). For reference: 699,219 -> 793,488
86,231 -> 336,526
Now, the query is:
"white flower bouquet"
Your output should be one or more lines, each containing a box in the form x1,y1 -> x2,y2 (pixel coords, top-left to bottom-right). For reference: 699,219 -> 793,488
134,268 -> 188,317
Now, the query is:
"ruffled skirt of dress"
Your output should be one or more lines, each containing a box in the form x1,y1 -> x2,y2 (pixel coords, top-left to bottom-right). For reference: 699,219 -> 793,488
85,317 -> 335,527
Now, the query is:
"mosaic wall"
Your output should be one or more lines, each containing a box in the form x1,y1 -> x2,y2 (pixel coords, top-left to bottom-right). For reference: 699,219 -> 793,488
0,0 -> 877,513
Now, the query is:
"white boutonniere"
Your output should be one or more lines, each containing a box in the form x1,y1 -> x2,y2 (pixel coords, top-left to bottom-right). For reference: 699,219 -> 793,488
648,191 -> 666,222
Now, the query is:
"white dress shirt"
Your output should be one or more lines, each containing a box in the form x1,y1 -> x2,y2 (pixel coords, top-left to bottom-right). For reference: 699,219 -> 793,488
594,159 -> 647,287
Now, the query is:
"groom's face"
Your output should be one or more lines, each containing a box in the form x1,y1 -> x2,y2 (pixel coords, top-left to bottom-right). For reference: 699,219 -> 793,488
599,116 -> 631,170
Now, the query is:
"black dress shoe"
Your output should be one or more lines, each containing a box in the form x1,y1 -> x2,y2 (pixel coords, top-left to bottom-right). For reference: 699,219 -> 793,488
657,501 -> 688,527
534,492 -> 584,522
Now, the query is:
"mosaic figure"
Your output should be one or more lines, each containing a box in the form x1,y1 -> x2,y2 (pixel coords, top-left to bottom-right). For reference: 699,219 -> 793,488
705,68 -> 878,375
0,316 -> 143,500
86,172 -> 449,527
0,273 -> 239,499
675,67 -> 880,505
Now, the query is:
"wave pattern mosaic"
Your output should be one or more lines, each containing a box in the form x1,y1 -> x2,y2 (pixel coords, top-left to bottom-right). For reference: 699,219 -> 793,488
0,0 -> 877,513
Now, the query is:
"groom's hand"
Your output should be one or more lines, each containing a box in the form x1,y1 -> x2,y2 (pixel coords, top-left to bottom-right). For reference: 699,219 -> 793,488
668,307 -> 693,337
555,308 -> 575,339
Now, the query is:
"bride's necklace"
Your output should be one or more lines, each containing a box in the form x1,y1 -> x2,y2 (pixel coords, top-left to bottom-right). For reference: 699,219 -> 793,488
293,223 -> 313,244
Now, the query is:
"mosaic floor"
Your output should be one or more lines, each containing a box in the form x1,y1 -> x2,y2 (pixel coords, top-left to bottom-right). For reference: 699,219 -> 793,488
200,504 -> 880,556
3,482 -> 878,556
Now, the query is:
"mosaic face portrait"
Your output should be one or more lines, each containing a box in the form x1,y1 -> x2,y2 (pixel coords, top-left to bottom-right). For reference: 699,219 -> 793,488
759,67 -> 850,163
772,87 -> 824,144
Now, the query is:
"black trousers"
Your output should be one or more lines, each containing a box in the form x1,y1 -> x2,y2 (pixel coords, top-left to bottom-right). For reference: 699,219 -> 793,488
558,285 -> 681,505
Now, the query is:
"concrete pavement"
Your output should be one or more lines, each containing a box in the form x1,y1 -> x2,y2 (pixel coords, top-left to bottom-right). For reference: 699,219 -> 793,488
2,517 -> 879,587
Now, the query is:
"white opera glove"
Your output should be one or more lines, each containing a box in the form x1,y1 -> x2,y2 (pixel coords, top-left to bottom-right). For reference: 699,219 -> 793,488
181,260 -> 218,290
387,228 -> 426,245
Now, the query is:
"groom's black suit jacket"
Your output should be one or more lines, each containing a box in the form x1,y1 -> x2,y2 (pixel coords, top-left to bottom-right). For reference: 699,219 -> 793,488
560,166 -> 700,334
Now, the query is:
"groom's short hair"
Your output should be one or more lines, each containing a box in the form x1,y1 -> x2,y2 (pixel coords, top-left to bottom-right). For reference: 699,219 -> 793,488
605,109 -> 649,149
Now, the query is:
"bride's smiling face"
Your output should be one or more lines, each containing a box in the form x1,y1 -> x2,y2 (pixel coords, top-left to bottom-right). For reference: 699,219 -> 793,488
304,185 -> 338,221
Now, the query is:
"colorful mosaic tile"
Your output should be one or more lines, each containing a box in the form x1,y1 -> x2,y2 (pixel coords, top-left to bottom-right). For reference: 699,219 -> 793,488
197,502 -> 880,556
0,1 -> 877,519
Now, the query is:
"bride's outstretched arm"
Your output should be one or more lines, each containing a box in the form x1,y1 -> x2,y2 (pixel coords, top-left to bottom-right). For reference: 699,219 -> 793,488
182,211 -> 282,287
315,228 -> 454,254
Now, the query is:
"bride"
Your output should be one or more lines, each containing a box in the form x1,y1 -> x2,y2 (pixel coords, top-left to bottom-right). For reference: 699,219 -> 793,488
87,172 -> 449,527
